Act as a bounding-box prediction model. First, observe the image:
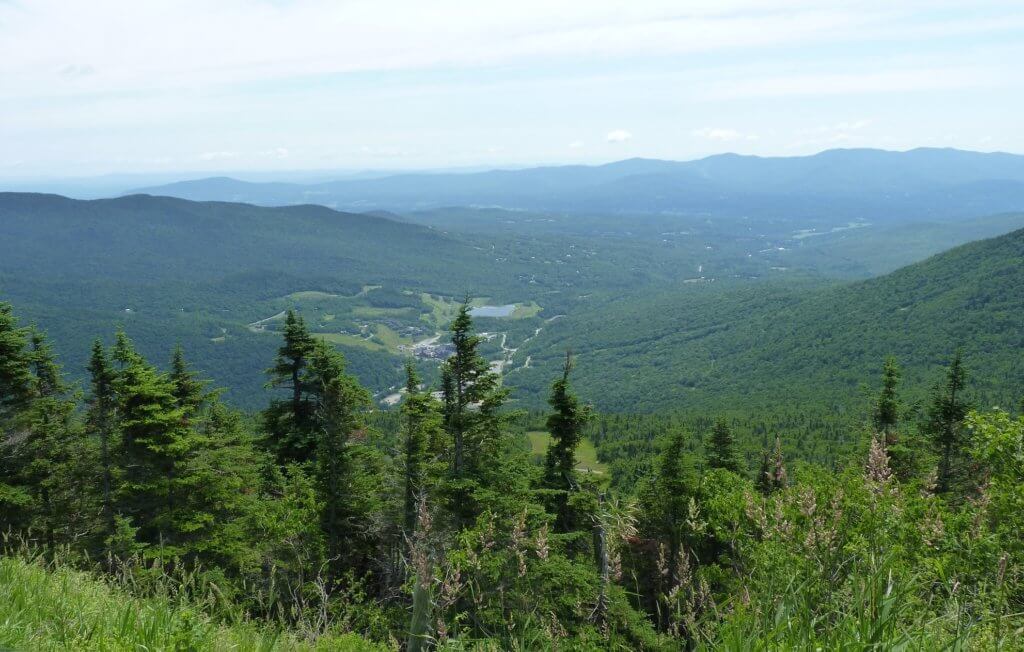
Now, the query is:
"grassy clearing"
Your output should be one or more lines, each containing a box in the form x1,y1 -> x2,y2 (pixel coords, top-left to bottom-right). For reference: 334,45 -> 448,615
419,293 -> 462,328
526,431 -> 608,475
353,306 -> 415,319
315,332 -> 386,352
511,301 -> 542,319
287,290 -> 340,301
372,324 -> 412,351
0,556 -> 382,651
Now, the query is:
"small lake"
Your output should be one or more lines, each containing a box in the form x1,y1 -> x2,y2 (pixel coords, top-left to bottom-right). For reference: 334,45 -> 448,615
470,304 -> 516,318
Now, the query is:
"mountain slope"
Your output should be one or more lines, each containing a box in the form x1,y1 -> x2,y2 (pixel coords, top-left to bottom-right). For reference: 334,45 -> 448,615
511,227 -> 1024,411
0,193 -> 510,405
133,148 -> 1024,222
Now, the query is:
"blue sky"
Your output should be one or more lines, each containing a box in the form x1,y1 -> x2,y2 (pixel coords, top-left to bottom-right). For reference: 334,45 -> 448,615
1,0 -> 1023,177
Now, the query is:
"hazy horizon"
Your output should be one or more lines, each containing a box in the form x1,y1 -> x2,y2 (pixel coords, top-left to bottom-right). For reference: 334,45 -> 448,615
3,1 -> 1023,178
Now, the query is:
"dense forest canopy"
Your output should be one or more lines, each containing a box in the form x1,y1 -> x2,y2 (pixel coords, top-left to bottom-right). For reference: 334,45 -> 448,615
2,293 -> 1023,649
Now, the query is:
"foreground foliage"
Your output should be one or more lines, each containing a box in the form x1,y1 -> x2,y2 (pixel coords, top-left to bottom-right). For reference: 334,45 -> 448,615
0,554 -> 382,651
2,298 -> 1023,649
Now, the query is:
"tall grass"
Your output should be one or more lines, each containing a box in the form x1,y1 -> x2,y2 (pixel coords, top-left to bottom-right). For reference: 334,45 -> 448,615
0,554 -> 386,651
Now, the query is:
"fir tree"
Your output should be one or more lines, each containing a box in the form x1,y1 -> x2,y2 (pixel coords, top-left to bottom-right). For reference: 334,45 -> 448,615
0,302 -> 32,421
9,331 -> 87,551
112,327 -> 139,368
169,345 -> 208,419
439,302 -> 509,525
543,352 -> 592,536
114,338 -> 187,550
86,339 -> 119,540
401,361 -> 442,536
873,357 -> 901,443
174,402 -> 266,567
264,310 -> 316,464
925,350 -> 973,495
634,428 -> 702,634
706,418 -> 743,475
307,341 -> 371,580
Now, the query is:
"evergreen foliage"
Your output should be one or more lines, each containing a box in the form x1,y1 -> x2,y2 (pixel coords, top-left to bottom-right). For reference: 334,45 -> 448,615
2,298 -> 1024,649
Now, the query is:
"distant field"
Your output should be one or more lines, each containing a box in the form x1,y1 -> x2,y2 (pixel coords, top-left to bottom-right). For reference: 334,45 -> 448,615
511,301 -> 543,319
526,430 -> 608,475
287,290 -> 339,301
315,332 -> 386,352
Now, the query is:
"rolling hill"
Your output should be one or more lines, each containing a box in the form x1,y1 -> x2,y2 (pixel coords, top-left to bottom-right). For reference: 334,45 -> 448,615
510,226 -> 1024,412
0,193 -> 517,405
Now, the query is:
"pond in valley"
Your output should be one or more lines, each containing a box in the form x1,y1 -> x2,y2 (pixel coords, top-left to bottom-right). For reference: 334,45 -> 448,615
469,304 -> 516,317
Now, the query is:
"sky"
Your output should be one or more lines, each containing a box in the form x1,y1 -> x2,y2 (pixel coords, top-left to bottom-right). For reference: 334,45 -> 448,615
2,0 -> 1023,178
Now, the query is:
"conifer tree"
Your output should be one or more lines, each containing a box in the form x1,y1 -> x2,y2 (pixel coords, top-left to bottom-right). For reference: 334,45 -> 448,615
925,350 -> 973,495
174,401 -> 266,566
640,429 -> 699,587
10,331 -> 87,551
304,341 -> 371,579
401,361 -> 443,536
439,302 -> 509,525
706,418 -> 743,474
114,335 -> 187,549
112,327 -> 139,368
0,302 -> 32,421
86,339 -> 118,539
0,304 -> 33,532
543,352 -> 592,536
873,357 -> 901,443
169,344 -> 208,419
264,310 -> 316,464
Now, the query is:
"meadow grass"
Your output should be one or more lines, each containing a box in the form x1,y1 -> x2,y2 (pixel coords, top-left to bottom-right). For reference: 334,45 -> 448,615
0,556 -> 386,651
527,430 -> 608,475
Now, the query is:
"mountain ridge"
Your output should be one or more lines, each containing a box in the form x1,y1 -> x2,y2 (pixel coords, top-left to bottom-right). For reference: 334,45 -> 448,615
130,148 -> 1024,221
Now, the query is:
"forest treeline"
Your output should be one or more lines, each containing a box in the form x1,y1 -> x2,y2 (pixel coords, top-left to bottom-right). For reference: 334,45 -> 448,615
2,298 -> 1023,649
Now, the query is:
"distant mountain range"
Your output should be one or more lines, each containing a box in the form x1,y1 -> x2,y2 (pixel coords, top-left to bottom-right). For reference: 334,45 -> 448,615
132,148 -> 1024,222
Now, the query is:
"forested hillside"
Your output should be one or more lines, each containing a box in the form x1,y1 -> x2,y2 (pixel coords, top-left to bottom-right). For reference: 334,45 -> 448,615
3,192 -> 1023,419
513,227 -> 1024,412
2,298 -> 1023,649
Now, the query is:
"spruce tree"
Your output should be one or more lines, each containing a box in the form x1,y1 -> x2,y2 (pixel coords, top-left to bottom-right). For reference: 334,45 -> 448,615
543,352 -> 592,536
174,401 -> 265,567
401,361 -> 443,536
307,340 -> 370,579
925,350 -> 973,495
706,418 -> 743,474
264,310 -> 316,464
114,336 -> 187,550
634,427 -> 700,630
86,339 -> 118,539
112,327 -> 139,368
10,331 -> 87,551
169,344 -> 208,419
439,302 -> 509,525
873,357 -> 901,443
0,302 -> 32,421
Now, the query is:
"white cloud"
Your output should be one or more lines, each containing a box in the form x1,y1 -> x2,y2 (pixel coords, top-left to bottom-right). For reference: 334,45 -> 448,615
568,140 -> 585,149
606,129 -> 632,143
703,67 -> 1002,101
259,147 -> 290,159
57,64 -> 95,80
198,151 -> 239,161
693,127 -> 742,142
